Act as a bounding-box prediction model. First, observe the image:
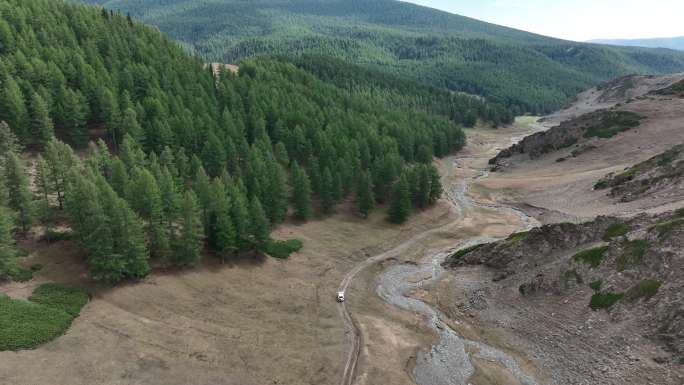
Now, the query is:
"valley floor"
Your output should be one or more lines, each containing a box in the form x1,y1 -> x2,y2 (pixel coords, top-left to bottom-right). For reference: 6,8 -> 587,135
2,109 -> 683,384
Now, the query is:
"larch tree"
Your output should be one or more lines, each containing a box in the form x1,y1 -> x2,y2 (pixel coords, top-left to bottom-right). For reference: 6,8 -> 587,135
29,93 -> 54,148
173,190 -> 204,266
249,196 -> 270,249
5,152 -> 34,235
388,175 -> 411,224
357,170 -> 375,218
291,162 -> 312,220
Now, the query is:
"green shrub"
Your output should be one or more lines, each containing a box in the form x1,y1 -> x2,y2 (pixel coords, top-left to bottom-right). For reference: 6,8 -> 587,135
0,283 -> 88,351
584,111 -> 642,139
603,223 -> 631,240
680,355 -> 684,365
7,267 -> 33,282
0,296 -> 74,351
573,246 -> 609,268
616,240 -> 651,271
263,239 -> 303,259
506,231 -> 530,243
29,283 -> 90,317
561,269 -> 582,287
624,279 -> 662,302
589,280 -> 603,291
590,292 -> 624,310
652,218 -> 684,238
451,243 -> 485,260
42,229 -> 75,243
676,208 -> 684,218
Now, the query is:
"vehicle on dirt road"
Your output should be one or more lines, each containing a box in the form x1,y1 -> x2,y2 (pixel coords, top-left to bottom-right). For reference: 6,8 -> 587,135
337,291 -> 345,302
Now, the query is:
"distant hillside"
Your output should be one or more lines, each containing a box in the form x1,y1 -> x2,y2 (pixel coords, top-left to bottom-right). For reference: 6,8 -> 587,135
72,0 -> 684,114
590,37 -> 684,51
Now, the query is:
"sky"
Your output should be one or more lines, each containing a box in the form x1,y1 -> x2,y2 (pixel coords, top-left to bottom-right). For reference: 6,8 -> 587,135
402,0 -> 684,42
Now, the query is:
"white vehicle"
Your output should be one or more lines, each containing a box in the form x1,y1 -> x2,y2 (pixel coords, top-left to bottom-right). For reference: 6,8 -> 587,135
336,291 -> 345,302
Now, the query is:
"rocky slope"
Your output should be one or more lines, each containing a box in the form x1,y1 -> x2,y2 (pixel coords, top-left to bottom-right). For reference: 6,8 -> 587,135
595,144 -> 684,202
489,74 -> 684,171
444,210 -> 684,363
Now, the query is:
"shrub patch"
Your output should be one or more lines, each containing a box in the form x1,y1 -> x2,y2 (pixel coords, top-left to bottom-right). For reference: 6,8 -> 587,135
573,246 -> 609,268
0,283 -> 89,351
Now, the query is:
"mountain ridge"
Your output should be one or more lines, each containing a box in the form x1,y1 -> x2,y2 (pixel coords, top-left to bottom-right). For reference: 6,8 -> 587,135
590,36 -> 684,51
72,0 -> 684,114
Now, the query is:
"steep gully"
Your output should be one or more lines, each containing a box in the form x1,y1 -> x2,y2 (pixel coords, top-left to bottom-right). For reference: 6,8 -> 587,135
338,130 -> 542,385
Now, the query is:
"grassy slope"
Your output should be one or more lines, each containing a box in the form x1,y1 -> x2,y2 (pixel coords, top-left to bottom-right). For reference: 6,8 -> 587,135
74,0 -> 684,113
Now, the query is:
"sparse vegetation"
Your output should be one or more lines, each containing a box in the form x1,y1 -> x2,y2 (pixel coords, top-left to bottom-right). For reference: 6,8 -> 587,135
571,144 -> 596,157
0,284 -> 89,351
561,269 -> 583,288
616,240 -> 651,271
624,279 -> 662,302
583,111 -> 643,139
603,223 -> 631,240
590,291 -> 624,310
506,231 -> 530,244
589,280 -> 603,292
652,218 -> 684,238
29,283 -> 90,317
573,246 -> 609,268
263,239 -> 303,259
451,244 -> 485,261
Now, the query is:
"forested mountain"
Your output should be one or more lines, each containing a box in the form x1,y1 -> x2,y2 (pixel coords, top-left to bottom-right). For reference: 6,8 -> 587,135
590,37 -> 684,52
73,0 -> 684,114
0,0 -> 482,283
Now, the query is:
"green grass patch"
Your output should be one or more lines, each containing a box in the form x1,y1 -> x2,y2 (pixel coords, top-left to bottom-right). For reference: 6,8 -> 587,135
624,279 -> 662,302
583,111 -> 642,139
589,280 -> 603,291
29,283 -> 90,317
652,218 -> 684,238
0,283 -> 89,351
451,243 -> 485,261
603,223 -> 631,240
505,231 -> 530,244
676,208 -> 684,218
573,246 -> 609,268
263,239 -> 303,259
616,240 -> 651,271
680,355 -> 684,365
590,291 -> 624,310
6,267 -> 33,282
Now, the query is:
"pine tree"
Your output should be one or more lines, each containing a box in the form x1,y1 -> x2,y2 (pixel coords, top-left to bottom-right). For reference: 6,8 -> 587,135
201,131 -> 226,177
61,88 -> 89,146
428,165 -> 442,205
417,165 -> 431,208
34,155 -> 52,221
127,167 -> 169,258
320,167 -> 335,213
357,170 -> 375,218
388,175 -> 411,224
267,160 -> 288,223
0,121 -> 21,159
229,183 -> 251,252
204,180 -> 236,260
29,93 -> 54,148
5,153 -> 34,235
291,162 -> 312,220
249,196 -> 270,249
109,157 -> 129,198
0,77 -> 28,142
173,191 -> 203,266
0,205 -> 16,277
44,139 -> 77,210
0,205 -> 13,247
120,108 -> 144,144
